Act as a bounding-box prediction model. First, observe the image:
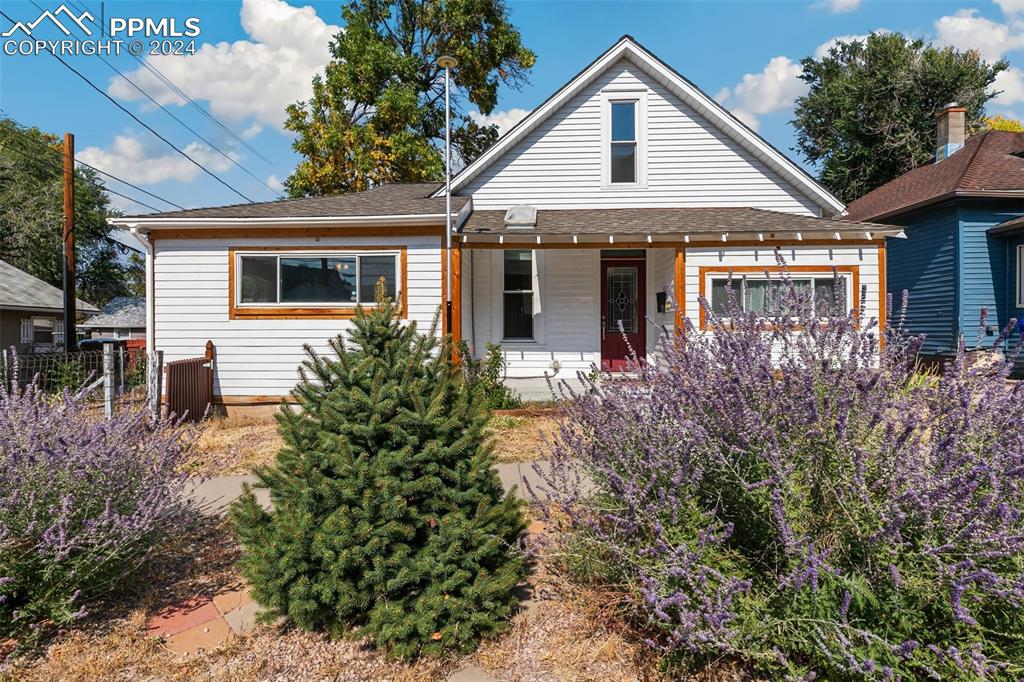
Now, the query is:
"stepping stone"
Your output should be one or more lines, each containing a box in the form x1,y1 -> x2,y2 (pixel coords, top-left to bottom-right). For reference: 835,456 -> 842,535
223,600 -> 261,635
213,584 -> 253,615
146,596 -> 221,637
447,663 -> 498,682
165,616 -> 232,656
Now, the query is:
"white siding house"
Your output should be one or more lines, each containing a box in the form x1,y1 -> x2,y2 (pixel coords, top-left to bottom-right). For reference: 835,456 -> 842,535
111,36 -> 902,406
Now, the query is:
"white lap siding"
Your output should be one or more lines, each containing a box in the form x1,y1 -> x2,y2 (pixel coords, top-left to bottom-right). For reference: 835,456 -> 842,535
682,244 -> 883,324
154,235 -> 442,398
460,59 -> 822,216
466,248 -> 678,378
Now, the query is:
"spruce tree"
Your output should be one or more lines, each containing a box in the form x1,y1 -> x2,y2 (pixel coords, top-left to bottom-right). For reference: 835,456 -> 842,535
230,285 -> 526,659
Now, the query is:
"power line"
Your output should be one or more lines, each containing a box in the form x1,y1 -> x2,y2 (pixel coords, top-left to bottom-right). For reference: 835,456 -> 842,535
75,158 -> 186,210
64,0 -> 274,166
0,8 -> 256,204
1,138 -> 164,213
0,112 -> 185,211
27,0 -> 282,198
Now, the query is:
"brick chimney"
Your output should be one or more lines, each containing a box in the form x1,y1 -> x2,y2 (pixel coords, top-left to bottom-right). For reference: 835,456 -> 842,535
935,103 -> 966,162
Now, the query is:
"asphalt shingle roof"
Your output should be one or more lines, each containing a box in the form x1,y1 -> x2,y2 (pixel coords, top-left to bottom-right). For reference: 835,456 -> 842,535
845,131 -> 1024,221
0,260 -> 98,312
80,296 -> 145,329
461,207 -> 897,236
125,183 -> 468,219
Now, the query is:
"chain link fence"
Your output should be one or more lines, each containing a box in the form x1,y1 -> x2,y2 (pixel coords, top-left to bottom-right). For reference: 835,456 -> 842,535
1,345 -> 150,414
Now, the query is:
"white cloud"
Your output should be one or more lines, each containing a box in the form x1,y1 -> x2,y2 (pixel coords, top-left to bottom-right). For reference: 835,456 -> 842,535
716,56 -> 806,130
468,108 -> 530,137
814,31 -> 890,59
108,0 -> 340,130
934,9 -> 1024,61
267,173 -> 284,191
78,131 -> 238,186
996,0 -> 1024,15
992,66 -> 1024,106
241,123 -> 263,140
820,0 -> 861,14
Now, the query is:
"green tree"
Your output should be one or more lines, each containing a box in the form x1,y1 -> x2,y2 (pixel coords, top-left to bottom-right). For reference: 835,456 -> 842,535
284,0 -> 535,197
793,33 -> 1006,203
0,118 -> 139,307
230,287 -> 526,660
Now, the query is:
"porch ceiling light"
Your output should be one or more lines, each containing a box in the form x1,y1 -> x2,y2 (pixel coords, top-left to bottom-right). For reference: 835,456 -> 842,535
504,204 -> 537,229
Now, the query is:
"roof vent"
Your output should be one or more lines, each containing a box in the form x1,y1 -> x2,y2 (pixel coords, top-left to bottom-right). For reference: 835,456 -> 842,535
504,204 -> 537,229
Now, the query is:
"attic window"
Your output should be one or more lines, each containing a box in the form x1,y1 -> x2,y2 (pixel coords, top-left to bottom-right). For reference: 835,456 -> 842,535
504,204 -> 537,229
610,101 -> 637,183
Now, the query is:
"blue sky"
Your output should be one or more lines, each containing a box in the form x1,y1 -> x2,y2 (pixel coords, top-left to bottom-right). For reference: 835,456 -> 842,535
1,0 -> 1022,214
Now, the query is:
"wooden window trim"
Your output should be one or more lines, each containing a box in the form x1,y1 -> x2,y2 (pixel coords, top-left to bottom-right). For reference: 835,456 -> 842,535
697,265 -> 860,331
227,245 -> 408,320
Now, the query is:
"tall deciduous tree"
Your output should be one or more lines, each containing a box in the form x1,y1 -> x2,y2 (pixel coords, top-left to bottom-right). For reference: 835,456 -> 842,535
284,0 -> 535,197
0,119 -> 139,307
793,33 -> 1006,203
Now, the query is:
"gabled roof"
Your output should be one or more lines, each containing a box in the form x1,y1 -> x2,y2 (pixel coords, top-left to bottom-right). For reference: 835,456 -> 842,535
436,35 -> 845,216
462,207 -> 900,238
845,131 -> 1024,222
80,296 -> 145,329
112,183 -> 468,223
0,260 -> 98,313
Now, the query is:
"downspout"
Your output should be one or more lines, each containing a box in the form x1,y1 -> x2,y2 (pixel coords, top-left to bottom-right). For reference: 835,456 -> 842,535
127,226 -> 154,354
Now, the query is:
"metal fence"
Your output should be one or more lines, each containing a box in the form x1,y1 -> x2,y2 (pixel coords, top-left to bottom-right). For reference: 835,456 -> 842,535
1,344 -> 150,416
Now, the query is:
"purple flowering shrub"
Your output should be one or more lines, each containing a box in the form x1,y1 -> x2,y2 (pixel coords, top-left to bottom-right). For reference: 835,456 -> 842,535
539,269 -> 1024,679
0,367 -> 193,648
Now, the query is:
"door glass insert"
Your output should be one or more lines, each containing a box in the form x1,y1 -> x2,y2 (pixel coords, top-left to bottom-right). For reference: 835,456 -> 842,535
606,266 -> 638,333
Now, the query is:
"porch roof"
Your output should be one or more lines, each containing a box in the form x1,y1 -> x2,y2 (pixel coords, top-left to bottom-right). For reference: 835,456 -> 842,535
459,207 -> 902,242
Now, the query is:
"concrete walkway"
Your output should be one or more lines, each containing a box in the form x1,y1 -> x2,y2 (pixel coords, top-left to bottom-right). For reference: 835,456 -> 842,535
185,460 -> 554,516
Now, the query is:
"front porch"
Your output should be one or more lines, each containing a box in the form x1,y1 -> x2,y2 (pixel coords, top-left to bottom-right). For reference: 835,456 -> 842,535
451,206 -> 903,378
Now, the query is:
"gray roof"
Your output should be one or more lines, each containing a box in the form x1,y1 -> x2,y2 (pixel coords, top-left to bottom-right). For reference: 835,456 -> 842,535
124,183 -> 469,219
80,296 -> 145,329
988,214 -> 1024,236
0,260 -> 99,313
461,207 -> 899,236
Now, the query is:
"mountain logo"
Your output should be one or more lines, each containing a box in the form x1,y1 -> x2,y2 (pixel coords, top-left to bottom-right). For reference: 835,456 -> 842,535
2,4 -> 94,37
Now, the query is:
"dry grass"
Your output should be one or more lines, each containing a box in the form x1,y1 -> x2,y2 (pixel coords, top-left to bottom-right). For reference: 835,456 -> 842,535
184,413 -> 283,476
489,415 -> 559,463
184,411 -> 558,476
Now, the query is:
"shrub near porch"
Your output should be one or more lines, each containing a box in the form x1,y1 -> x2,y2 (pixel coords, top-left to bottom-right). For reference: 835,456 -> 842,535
541,277 -> 1024,679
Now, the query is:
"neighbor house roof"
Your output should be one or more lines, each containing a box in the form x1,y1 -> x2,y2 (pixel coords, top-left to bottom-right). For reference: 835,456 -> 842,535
437,35 -> 845,216
0,260 -> 98,313
461,207 -> 901,240
845,131 -> 1024,222
80,296 -> 145,329
112,183 -> 469,224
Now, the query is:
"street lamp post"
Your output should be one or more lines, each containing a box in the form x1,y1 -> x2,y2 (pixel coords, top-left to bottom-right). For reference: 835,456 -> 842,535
438,54 -> 457,334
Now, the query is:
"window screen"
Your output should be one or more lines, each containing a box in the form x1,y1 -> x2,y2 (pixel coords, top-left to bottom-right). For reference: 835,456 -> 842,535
238,253 -> 397,306
610,101 -> 637,183
503,250 -> 534,339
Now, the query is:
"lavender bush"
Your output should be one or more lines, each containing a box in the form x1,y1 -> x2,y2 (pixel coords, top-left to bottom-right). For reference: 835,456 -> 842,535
0,363 -> 194,648
539,265 -> 1024,679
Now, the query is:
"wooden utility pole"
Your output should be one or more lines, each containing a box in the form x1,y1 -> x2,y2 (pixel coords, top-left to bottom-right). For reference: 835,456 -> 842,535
62,132 -> 76,349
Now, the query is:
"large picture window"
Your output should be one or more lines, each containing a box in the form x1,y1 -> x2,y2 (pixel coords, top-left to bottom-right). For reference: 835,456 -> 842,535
236,251 -> 399,308
503,250 -> 534,340
708,273 -> 851,318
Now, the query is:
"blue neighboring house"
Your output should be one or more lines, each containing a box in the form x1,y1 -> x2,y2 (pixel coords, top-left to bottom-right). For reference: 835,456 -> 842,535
845,105 -> 1024,366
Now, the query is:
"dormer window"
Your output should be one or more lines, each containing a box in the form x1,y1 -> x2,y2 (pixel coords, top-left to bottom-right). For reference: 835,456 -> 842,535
610,101 -> 637,183
602,90 -> 646,188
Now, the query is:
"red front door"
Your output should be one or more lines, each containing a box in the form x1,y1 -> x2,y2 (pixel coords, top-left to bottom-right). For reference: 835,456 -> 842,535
600,259 -> 646,372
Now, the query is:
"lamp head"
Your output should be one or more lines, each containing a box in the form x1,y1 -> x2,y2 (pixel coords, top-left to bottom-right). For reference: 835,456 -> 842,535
437,55 -> 458,69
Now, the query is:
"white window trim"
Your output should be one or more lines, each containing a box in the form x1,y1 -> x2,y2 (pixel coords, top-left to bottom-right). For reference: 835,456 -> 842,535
492,249 -> 545,345
1017,245 -> 1024,309
234,249 -> 402,309
704,272 -> 854,320
600,88 -> 648,190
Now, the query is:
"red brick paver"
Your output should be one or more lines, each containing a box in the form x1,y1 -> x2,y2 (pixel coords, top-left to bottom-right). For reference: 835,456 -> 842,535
146,596 -> 221,637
